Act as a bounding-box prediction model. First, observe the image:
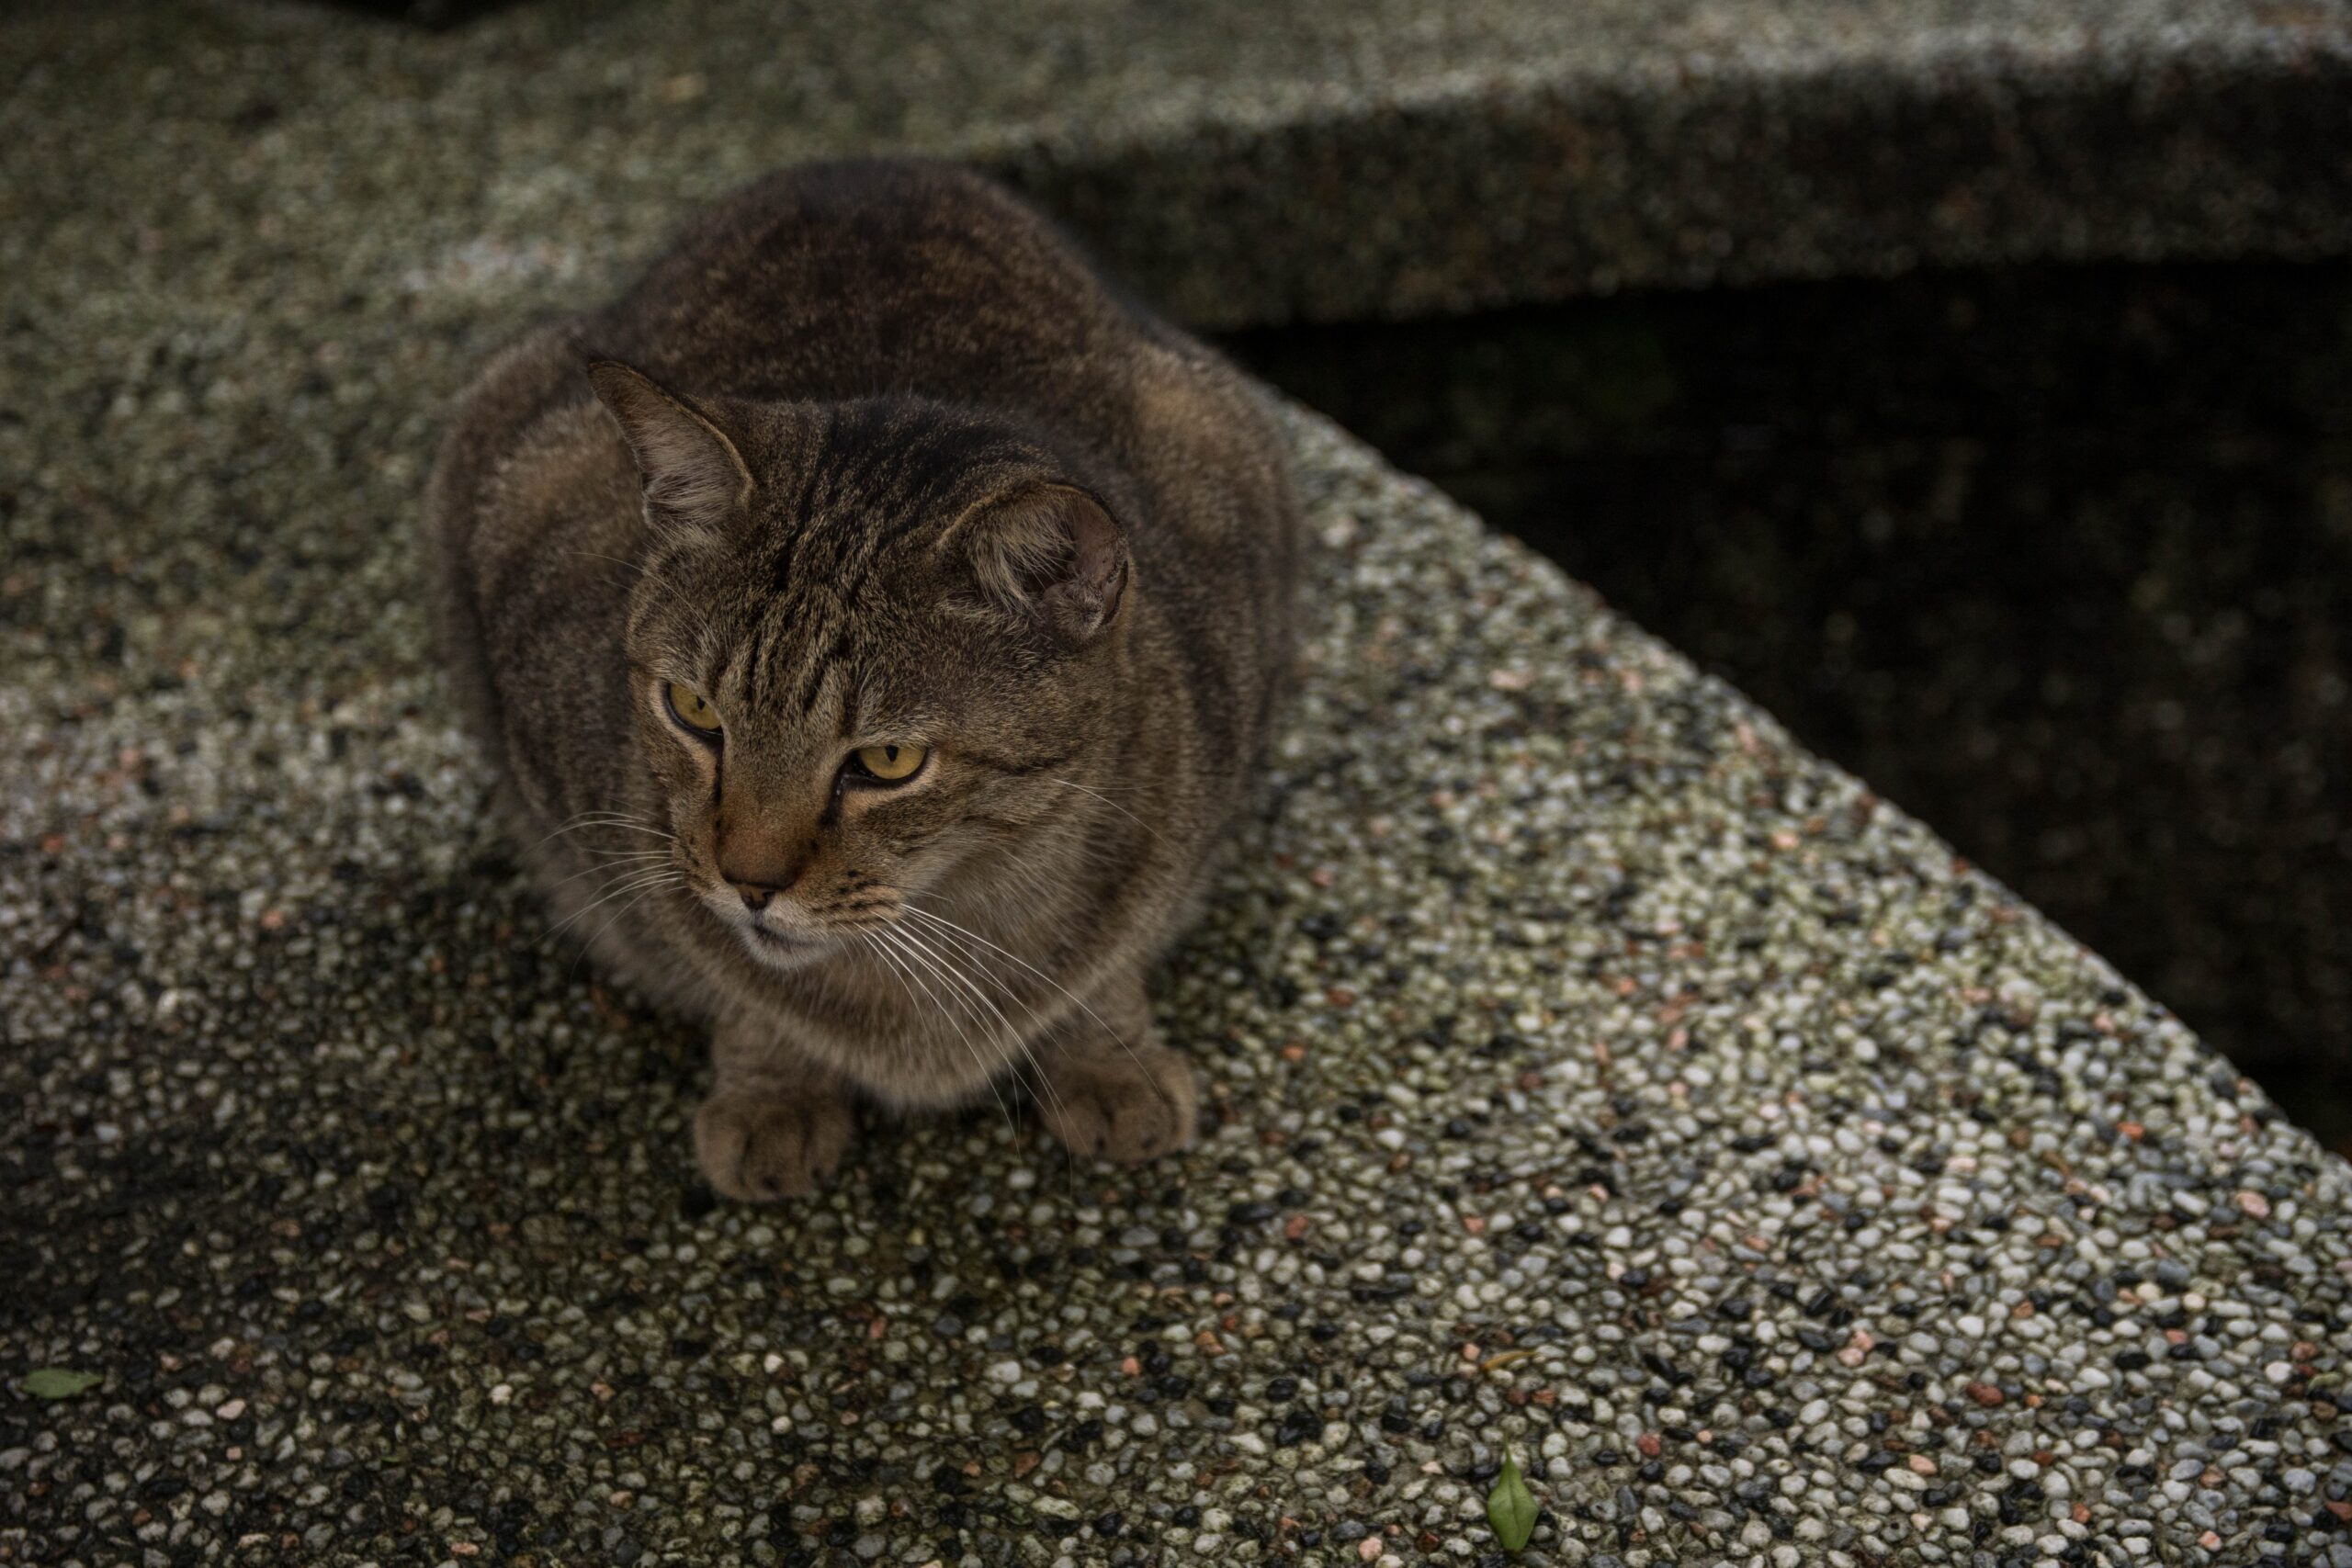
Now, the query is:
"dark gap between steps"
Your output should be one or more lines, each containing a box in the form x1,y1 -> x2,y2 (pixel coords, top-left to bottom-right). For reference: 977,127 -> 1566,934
1224,257 -> 2352,1154
306,0 -> 524,28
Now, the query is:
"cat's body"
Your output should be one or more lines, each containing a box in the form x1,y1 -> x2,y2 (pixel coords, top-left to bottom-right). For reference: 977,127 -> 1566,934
424,162 -> 1299,1198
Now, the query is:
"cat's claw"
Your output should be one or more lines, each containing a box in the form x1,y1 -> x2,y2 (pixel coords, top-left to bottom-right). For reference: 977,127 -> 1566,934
1035,1043 -> 1198,1165
695,1088 -> 854,1200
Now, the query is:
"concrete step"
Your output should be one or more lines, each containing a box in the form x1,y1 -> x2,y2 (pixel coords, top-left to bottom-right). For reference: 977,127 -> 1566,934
12,393 -> 2344,1560
6,2 -> 2346,334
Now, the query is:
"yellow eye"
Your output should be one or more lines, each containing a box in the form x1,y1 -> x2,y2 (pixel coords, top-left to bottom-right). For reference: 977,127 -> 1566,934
854,742 -> 927,783
665,681 -> 721,736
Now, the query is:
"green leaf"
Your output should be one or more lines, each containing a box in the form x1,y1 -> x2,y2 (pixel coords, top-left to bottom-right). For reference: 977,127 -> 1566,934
21,1368 -> 104,1400
1487,1450 -> 1537,1552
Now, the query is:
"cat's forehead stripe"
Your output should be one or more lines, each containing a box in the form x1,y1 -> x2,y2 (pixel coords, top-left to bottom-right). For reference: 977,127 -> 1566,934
805,626 -> 858,720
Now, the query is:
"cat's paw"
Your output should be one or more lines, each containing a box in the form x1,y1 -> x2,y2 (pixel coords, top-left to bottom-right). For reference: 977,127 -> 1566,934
1035,1042 -> 1198,1165
694,1087 -> 854,1201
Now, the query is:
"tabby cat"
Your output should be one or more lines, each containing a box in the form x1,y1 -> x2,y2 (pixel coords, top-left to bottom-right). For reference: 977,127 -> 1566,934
424,161 -> 1300,1200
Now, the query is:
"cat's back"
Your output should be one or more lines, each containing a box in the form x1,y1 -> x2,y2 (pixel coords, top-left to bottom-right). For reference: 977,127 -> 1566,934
580,160 -> 1150,411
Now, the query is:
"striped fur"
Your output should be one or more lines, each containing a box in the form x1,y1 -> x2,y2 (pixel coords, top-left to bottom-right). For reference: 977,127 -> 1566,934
424,162 -> 1300,1199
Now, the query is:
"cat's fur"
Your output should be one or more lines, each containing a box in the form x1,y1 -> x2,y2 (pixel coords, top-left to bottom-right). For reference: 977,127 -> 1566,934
424,161 -> 1300,1199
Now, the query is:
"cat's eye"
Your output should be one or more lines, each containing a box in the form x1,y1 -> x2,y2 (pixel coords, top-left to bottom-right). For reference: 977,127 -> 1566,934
851,742 -> 927,784
665,681 -> 722,738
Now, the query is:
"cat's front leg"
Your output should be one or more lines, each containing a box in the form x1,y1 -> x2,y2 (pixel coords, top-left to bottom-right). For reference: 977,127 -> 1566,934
1030,966 -> 1197,1165
694,1014 -> 855,1201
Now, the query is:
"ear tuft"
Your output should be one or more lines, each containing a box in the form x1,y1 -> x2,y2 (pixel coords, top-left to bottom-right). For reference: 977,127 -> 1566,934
585,360 -> 752,530
963,484 -> 1129,641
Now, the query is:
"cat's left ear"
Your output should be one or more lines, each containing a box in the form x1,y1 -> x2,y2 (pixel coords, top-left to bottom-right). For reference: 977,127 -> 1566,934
585,360 -> 752,531
957,483 -> 1130,642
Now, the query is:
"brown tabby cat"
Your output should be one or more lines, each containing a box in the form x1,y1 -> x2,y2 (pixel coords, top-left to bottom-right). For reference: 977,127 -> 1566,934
424,161 -> 1300,1200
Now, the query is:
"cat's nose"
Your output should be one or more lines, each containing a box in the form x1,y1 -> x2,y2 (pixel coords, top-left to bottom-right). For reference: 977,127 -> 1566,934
710,808 -> 813,907
729,879 -> 795,911
717,819 -> 813,908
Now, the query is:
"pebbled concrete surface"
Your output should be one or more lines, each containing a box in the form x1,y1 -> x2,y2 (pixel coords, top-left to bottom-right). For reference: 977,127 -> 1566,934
4,2 -> 2349,334
6,5 -> 2352,1567
13,400 -> 2352,1562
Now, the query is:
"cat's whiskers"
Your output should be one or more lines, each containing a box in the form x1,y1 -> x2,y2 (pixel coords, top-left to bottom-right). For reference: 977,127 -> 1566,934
886,920 -> 1080,1191
1045,777 -> 1172,851
867,924 -> 1017,1139
850,930 -> 983,1122
854,931 -> 933,1065
534,810 -> 675,852
547,863 -> 680,942
907,907 -> 1181,1163
577,872 -> 683,971
899,901 -> 1167,1111
548,862 -> 684,984
878,920 -> 1018,1060
908,924 -> 1065,1058
540,818 -> 673,841
837,907 -> 1057,1173
894,921 -> 1048,1089
547,848 -> 673,889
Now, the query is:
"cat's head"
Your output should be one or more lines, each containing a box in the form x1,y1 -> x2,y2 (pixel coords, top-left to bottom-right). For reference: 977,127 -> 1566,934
587,360 -> 1131,971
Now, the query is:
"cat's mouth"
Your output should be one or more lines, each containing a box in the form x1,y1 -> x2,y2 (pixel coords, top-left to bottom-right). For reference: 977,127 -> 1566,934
733,921 -> 828,968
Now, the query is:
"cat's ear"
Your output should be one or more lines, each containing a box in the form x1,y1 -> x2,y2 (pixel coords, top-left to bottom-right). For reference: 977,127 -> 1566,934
585,360 -> 752,531
957,483 -> 1129,641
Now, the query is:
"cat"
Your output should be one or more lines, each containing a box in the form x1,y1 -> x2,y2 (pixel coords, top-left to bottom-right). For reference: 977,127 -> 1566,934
424,161 -> 1301,1200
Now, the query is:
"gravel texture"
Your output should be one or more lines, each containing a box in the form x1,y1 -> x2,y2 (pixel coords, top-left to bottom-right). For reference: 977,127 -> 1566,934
14,405 -> 2352,1565
7,5 -> 2352,1567
6,2 -> 2350,334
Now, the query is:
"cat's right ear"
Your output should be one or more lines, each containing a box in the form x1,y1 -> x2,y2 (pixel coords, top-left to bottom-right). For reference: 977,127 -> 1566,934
952,482 -> 1130,643
585,360 -> 752,531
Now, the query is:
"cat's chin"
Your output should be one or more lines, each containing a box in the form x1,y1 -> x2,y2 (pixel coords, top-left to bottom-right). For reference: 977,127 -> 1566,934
735,921 -> 827,969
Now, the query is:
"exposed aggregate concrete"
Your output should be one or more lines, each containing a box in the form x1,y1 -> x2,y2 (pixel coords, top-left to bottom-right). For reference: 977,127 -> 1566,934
6,4 -> 2352,1566
6,3 -> 2351,335
11,400 -> 2352,1562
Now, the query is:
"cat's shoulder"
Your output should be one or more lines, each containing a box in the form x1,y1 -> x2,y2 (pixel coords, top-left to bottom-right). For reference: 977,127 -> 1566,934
428,321 -> 626,551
